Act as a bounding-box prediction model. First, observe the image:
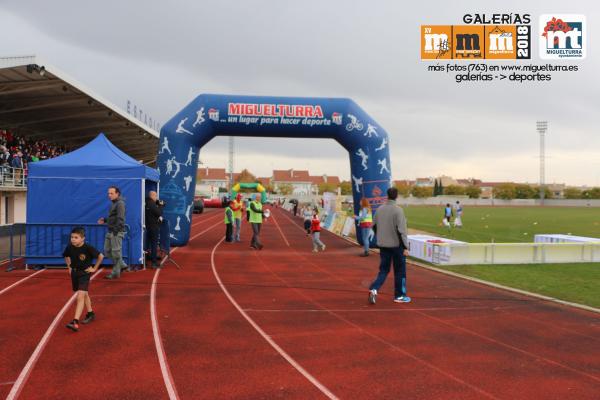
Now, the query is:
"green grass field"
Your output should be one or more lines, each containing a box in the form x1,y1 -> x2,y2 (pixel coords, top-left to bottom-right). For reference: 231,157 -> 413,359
440,263 -> 600,308
403,206 -> 600,308
404,206 -> 600,243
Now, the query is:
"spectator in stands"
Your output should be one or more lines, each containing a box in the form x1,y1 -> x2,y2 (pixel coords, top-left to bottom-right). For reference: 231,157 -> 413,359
0,129 -> 66,171
0,145 -> 9,165
98,186 -> 129,279
0,129 -> 67,188
11,151 -> 23,185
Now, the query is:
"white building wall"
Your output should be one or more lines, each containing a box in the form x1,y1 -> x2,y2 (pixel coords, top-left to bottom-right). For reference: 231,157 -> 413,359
13,192 -> 26,223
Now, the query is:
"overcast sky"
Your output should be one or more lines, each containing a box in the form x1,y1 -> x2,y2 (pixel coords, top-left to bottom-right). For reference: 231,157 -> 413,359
0,0 -> 598,185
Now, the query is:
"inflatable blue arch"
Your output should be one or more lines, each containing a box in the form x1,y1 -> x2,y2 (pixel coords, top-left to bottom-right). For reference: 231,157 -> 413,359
157,94 -> 392,246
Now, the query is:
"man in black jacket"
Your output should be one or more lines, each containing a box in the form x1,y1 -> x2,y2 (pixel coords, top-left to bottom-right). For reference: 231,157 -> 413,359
98,186 -> 127,279
145,191 -> 164,268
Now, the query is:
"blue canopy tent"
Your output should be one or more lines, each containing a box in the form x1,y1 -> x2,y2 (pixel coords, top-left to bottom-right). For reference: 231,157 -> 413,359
26,133 -> 159,266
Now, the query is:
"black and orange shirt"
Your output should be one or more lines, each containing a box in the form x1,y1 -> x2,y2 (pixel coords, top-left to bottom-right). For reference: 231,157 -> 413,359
63,243 -> 101,271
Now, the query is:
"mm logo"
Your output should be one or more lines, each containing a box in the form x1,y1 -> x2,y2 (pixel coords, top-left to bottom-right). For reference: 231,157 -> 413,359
485,25 -> 530,59
421,25 -> 530,60
421,26 -> 452,59
453,26 -> 484,58
539,14 -> 586,59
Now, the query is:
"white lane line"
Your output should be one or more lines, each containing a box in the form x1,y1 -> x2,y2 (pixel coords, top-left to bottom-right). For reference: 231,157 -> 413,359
261,211 -> 501,400
7,213 -> 221,400
150,268 -> 180,400
210,237 -> 339,400
0,270 -> 45,296
149,218 -> 222,400
7,269 -> 103,400
269,213 -> 290,247
243,305 -> 515,312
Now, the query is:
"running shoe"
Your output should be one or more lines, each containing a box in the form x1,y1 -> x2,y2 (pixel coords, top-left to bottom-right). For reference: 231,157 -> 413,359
393,296 -> 412,303
66,319 -> 79,332
368,289 -> 377,305
320,244 -> 326,251
82,311 -> 95,324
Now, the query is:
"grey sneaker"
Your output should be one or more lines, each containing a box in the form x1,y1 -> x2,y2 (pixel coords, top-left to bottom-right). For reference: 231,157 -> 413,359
368,289 -> 377,305
394,296 -> 411,303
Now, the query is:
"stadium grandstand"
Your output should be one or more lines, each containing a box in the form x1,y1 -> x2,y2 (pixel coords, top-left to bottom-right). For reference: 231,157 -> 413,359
0,55 -> 159,226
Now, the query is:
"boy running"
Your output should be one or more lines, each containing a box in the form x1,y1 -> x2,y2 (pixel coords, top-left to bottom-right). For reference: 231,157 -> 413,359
311,209 -> 326,253
64,227 -> 104,332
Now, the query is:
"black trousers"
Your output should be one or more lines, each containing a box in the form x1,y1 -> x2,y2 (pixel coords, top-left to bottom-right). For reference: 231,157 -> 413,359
303,220 -> 311,234
225,223 -> 233,242
251,223 -> 262,248
146,226 -> 159,263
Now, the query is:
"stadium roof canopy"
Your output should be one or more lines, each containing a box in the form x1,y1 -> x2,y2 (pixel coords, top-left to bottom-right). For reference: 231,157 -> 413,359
0,55 -> 158,163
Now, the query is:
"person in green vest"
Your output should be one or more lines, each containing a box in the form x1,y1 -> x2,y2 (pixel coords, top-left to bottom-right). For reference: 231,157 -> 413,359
224,201 -> 234,243
355,198 -> 374,257
248,194 -> 264,250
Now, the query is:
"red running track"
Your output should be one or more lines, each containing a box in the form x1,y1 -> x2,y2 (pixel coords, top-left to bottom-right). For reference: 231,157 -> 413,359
0,207 -> 598,399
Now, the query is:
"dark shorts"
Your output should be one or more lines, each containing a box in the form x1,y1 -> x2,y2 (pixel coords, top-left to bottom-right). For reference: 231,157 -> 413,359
71,270 -> 91,292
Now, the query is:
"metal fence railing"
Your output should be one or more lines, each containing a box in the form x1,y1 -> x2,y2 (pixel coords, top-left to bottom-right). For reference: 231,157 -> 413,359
5,223 -> 132,271
0,166 -> 27,188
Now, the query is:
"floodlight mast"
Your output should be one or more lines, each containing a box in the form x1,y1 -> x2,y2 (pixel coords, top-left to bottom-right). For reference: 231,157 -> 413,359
536,121 -> 548,205
228,136 -> 235,189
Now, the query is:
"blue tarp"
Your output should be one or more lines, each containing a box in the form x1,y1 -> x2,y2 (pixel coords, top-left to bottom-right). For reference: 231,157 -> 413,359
28,133 -> 159,180
26,133 -> 158,265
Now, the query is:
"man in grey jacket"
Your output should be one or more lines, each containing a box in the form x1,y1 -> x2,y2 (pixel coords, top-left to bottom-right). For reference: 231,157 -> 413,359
98,186 -> 128,279
368,187 -> 411,304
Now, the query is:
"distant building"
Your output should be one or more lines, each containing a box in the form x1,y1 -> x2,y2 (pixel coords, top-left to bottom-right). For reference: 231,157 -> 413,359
479,182 -> 508,199
547,183 -> 566,199
437,175 -> 459,187
196,167 -> 228,189
272,169 -> 313,196
309,175 -> 341,195
415,177 -> 434,187
394,180 -> 414,187
257,177 -> 271,187
456,178 -> 482,187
